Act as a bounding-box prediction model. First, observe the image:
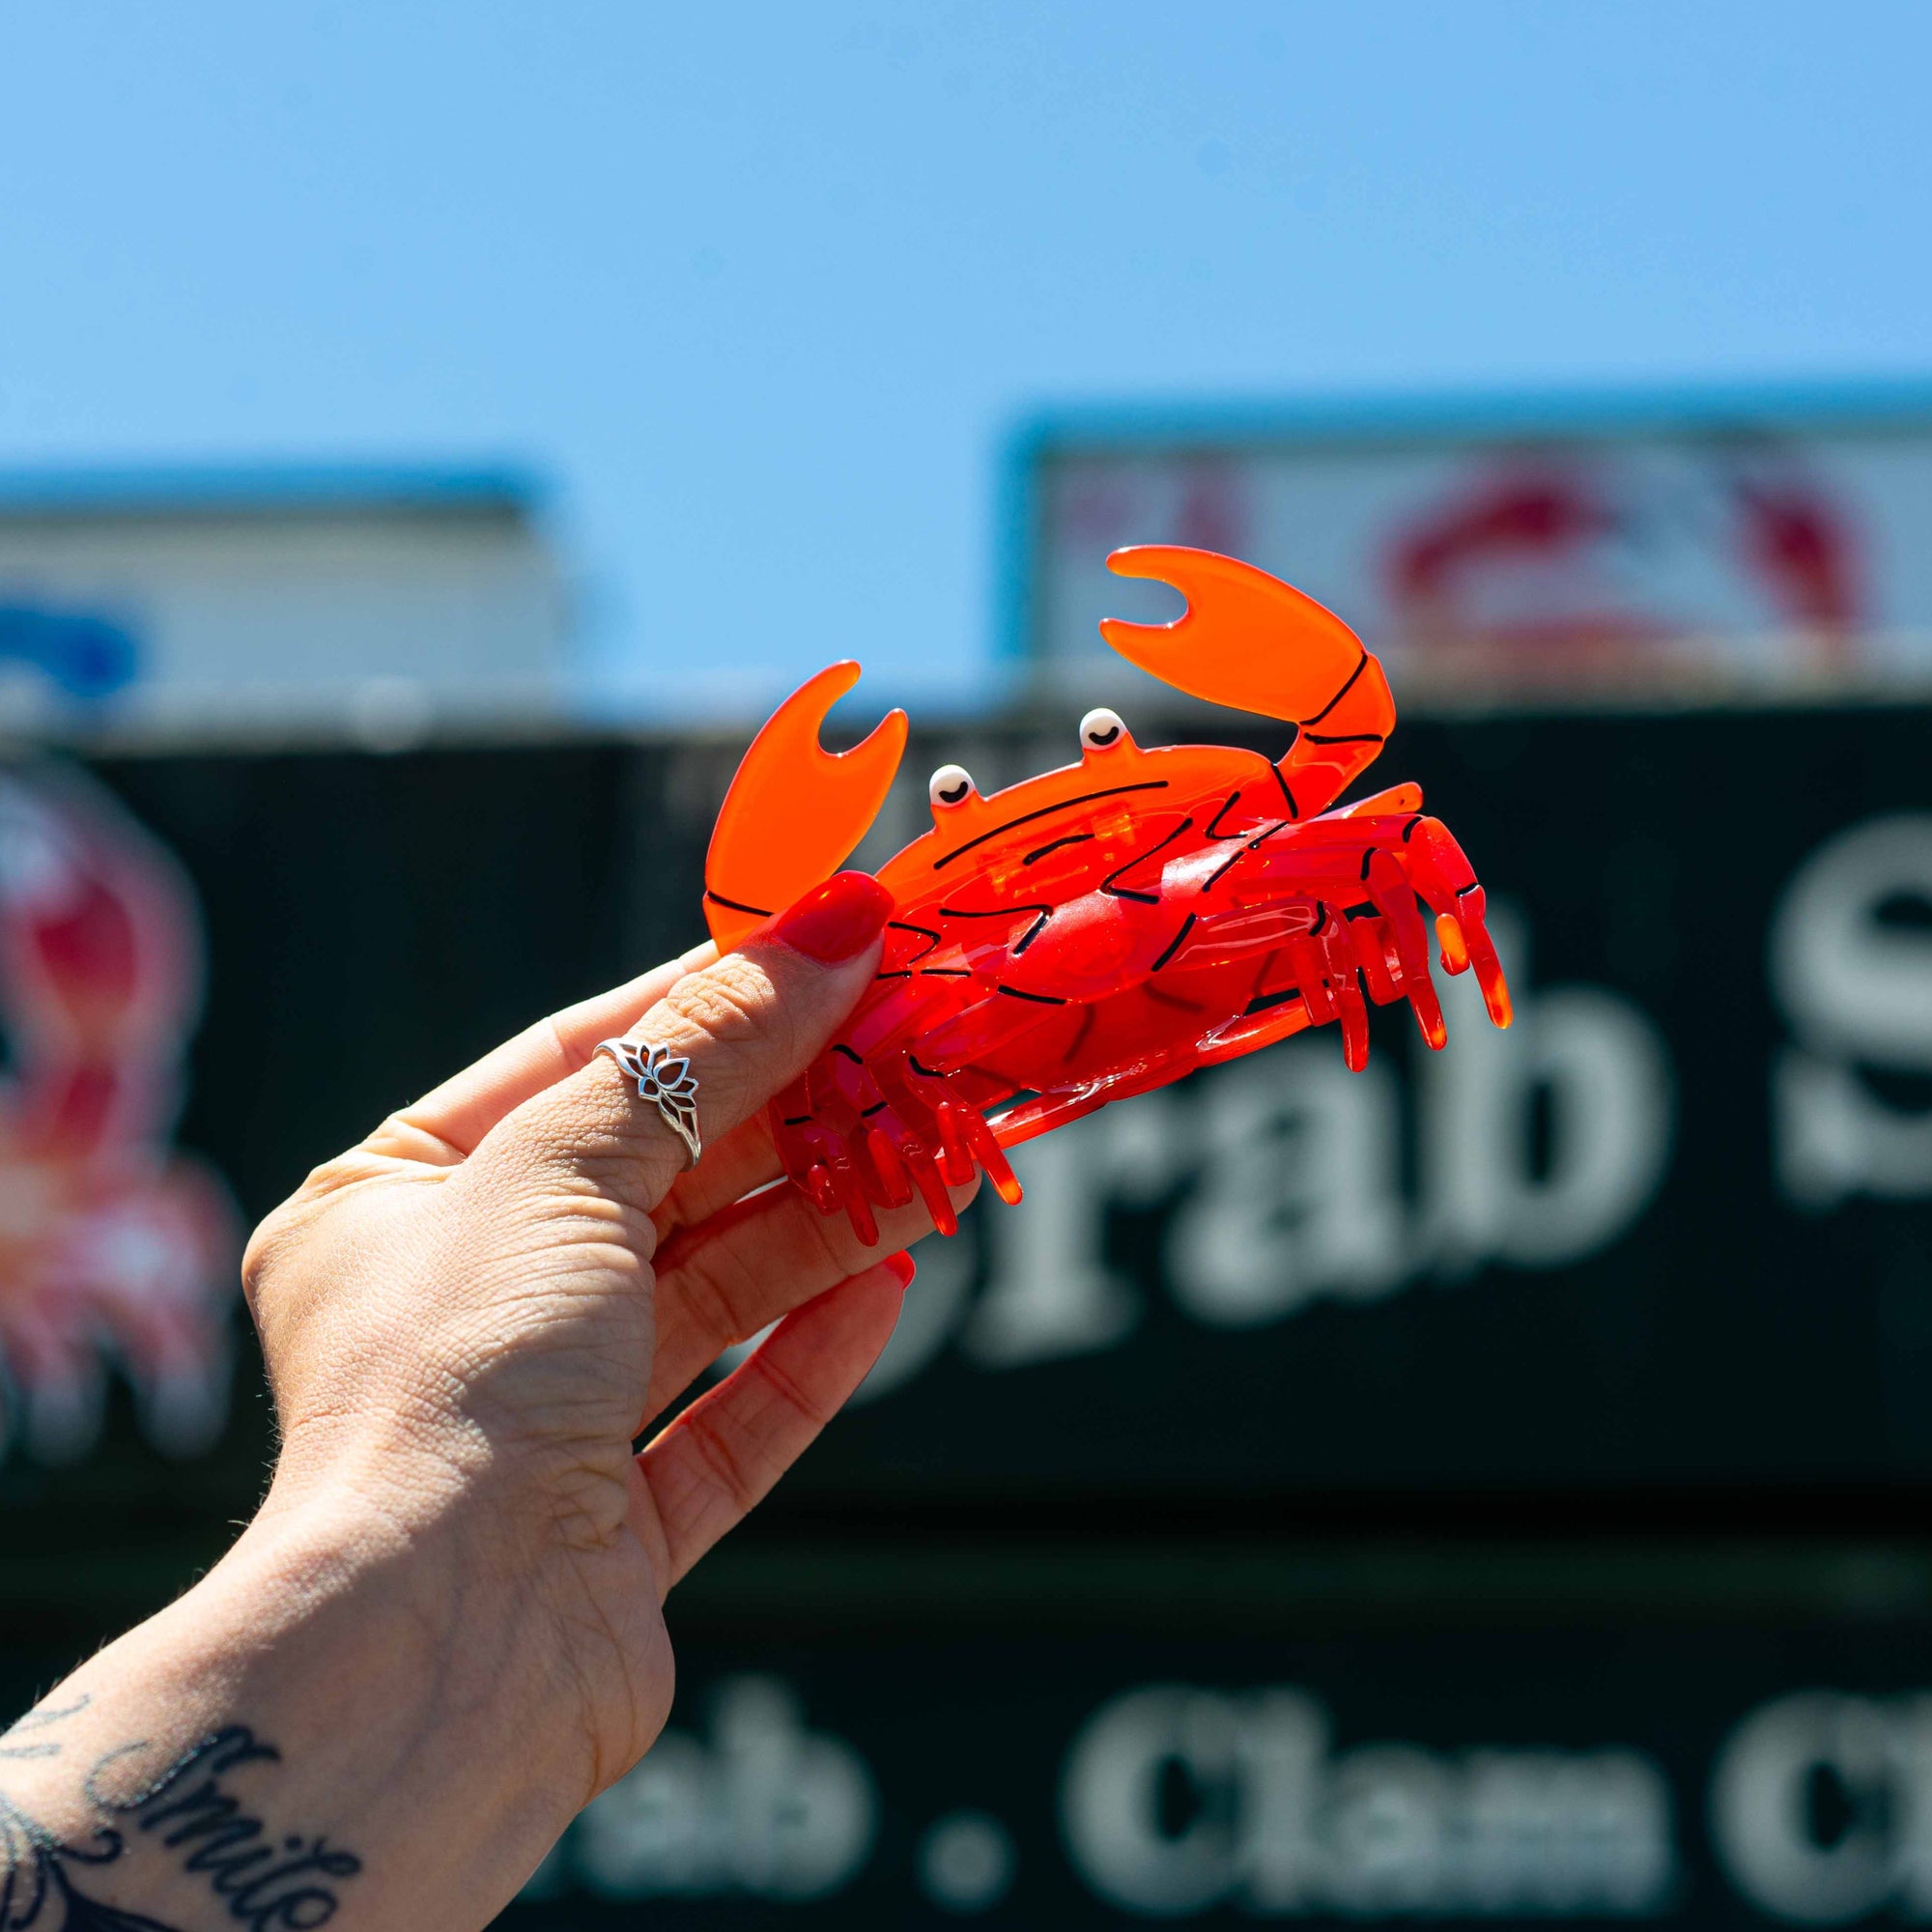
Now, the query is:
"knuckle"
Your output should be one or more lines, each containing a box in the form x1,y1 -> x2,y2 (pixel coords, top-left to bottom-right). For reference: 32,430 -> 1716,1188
750,1347 -> 831,1431
675,1242 -> 760,1350
239,1213 -> 286,1311
684,1406 -> 763,1515
668,955 -> 794,1065
240,1189 -> 324,1313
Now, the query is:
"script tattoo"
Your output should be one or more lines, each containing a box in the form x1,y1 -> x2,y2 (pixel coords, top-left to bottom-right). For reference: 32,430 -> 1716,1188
0,1700 -> 360,1931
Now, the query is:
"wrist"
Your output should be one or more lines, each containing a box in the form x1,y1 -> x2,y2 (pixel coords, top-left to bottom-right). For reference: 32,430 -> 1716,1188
1,1486 -> 591,1932
236,1457 -> 588,1789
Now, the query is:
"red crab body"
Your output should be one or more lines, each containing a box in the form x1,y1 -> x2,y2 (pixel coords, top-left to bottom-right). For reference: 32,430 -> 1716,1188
702,546 -> 1512,1244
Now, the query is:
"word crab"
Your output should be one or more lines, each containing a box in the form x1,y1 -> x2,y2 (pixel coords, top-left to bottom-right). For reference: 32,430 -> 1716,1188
703,545 -> 1513,1244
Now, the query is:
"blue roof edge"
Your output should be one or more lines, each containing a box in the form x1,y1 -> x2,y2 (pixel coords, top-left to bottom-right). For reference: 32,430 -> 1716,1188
0,461 -> 548,516
1004,373 -> 1932,455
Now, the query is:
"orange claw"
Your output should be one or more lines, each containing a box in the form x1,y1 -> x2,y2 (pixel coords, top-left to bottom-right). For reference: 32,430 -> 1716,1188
1101,545 -> 1365,721
703,663 -> 908,952
1100,545 -> 1395,817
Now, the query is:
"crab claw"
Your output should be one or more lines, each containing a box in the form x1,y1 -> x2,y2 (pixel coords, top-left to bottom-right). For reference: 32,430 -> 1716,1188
704,662 -> 908,952
1100,546 -> 1396,817
1098,545 -> 1366,723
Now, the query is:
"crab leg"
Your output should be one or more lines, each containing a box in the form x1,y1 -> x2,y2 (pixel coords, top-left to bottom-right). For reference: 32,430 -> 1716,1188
1381,815 -> 1513,1028
790,1118 -> 880,1248
1282,907 -> 1372,1070
1364,847 -> 1446,1048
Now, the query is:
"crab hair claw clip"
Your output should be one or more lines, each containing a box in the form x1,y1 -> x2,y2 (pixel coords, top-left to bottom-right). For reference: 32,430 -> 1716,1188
704,545 -> 1514,1246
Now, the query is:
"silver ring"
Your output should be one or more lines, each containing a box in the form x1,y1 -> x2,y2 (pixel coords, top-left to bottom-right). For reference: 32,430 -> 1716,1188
595,1037 -> 702,1169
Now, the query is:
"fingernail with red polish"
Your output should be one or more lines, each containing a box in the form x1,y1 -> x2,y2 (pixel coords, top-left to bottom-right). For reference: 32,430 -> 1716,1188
882,1252 -> 917,1290
769,871 -> 894,963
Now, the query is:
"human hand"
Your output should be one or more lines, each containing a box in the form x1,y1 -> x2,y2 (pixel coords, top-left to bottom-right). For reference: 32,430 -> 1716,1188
0,871 -> 976,1932
238,869 -> 970,1823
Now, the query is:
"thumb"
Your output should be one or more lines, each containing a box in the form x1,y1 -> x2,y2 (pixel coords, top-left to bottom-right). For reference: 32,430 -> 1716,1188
488,871 -> 894,1213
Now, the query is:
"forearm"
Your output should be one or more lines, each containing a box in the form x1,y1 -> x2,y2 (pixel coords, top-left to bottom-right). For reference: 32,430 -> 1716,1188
0,1481 -> 582,1931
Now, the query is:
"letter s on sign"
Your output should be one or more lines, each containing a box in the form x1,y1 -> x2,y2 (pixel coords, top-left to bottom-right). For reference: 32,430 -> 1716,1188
1770,813 -> 1932,1208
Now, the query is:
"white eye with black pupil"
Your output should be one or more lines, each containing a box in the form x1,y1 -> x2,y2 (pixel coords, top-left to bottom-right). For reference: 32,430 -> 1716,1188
929,763 -> 975,808
1080,706 -> 1126,750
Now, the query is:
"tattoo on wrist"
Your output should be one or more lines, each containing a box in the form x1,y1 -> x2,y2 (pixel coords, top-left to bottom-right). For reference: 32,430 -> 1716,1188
0,1696 -> 361,1931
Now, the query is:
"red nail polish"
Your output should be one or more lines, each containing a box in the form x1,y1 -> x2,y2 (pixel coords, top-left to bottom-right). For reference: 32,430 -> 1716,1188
882,1252 -> 916,1290
768,871 -> 894,964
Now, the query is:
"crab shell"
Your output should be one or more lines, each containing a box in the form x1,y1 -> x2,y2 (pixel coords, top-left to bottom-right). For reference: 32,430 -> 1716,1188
700,545 -> 1512,1228
858,732 -> 1427,1139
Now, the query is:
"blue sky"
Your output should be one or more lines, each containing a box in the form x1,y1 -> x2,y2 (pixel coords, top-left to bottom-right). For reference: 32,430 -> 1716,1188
2,2 -> 1929,716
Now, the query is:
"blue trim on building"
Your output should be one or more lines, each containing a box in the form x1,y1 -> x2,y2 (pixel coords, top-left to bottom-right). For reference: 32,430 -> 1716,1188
995,376 -> 1932,659
0,462 -> 545,518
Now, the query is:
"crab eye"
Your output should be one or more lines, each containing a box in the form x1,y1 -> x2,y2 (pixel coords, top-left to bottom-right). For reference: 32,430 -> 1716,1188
929,763 -> 975,808
1080,707 -> 1126,751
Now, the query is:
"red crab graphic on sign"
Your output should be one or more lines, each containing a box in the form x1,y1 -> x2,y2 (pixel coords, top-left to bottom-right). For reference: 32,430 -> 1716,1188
0,766 -> 236,1463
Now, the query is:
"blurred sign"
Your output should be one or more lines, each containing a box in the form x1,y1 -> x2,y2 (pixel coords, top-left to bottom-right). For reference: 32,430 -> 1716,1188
0,764 -> 235,1465
1013,385 -> 1932,704
501,1611 -> 1932,1927
739,704 -> 1932,1502
0,468 -> 566,742
6,702 -> 1930,1515
0,711 -> 1926,1932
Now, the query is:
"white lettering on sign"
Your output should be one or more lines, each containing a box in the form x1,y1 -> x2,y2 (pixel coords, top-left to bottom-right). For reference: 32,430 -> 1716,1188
1771,813 -> 1932,1208
1059,1683 -> 1676,1918
935,912 -> 1674,1371
1712,1690 -> 1932,1925
558,1678 -> 875,1903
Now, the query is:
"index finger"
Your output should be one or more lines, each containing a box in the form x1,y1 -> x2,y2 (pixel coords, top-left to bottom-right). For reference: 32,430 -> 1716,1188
366,938 -> 720,1162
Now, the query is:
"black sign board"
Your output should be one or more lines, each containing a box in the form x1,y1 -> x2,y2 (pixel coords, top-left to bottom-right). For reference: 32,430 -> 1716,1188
706,704 -> 1932,1510
0,703 -> 1926,1631
486,1541 -> 1932,1928
0,708 -> 1926,1929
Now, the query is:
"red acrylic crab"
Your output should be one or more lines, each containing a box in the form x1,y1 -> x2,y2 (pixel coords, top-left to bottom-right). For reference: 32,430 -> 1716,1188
703,544 -> 1513,1245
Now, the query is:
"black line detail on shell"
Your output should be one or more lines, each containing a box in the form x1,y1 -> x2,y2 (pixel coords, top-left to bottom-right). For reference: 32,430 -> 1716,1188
1302,730 -> 1386,747
937,900 -> 1054,954
1101,817 -> 1194,905
705,890 -> 774,917
1204,792 -> 1244,839
1151,914 -> 1198,972
887,918 -> 942,960
1202,819 -> 1288,894
996,984 -> 1068,1005
1402,815 -> 1423,842
1269,764 -> 1300,819
1024,832 -> 1095,866
832,1043 -> 866,1065
931,781 -> 1171,869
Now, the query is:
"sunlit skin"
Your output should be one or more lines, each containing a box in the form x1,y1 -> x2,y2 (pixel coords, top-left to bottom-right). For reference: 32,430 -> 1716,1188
704,545 -> 1514,1247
